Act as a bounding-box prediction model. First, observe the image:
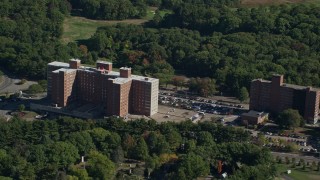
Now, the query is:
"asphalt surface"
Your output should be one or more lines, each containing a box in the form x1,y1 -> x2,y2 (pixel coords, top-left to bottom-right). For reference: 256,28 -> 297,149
271,151 -> 320,163
0,74 -> 36,94
0,74 -> 14,92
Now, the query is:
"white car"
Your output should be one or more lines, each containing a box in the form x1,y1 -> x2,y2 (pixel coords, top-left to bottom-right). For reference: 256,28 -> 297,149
198,111 -> 205,116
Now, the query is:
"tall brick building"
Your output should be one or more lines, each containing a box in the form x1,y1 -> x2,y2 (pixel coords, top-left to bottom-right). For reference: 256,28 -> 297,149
47,59 -> 159,117
250,74 -> 320,124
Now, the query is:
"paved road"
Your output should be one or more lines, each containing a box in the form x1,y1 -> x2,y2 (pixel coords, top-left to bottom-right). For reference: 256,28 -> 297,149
271,151 -> 320,163
0,74 -> 14,92
282,175 -> 294,180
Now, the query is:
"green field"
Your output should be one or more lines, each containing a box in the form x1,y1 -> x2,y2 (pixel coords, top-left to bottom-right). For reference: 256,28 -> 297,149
61,16 -> 148,43
277,163 -> 320,180
144,7 -> 173,20
62,7 -> 172,43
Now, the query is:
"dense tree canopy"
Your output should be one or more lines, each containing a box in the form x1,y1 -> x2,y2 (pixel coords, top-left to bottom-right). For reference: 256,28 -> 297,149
0,116 -> 276,179
86,17 -> 320,95
70,0 -> 147,20
2,1 -> 320,97
0,0 -> 86,78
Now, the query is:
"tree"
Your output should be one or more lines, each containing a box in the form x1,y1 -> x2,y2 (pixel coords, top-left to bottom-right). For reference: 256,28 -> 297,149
237,87 -> 249,102
18,104 -> 25,112
256,133 -> 266,146
275,109 -> 303,129
177,153 -> 210,179
67,131 -> 95,155
165,129 -> 182,151
285,142 -> 299,152
87,150 -> 115,179
130,137 -> 149,160
47,142 -> 79,168
312,161 -> 316,171
285,156 -> 290,164
122,133 -> 136,156
38,80 -> 47,91
68,165 -> 89,180
172,76 -> 186,90
110,146 -> 124,163
27,84 -> 44,94
188,77 -> 217,97
197,131 -> 214,146
89,128 -> 110,146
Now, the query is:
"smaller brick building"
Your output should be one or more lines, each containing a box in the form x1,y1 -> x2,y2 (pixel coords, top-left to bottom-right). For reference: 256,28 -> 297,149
241,110 -> 269,125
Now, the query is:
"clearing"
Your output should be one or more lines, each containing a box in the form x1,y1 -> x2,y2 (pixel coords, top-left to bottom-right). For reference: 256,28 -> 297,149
62,7 -> 172,43
62,16 -> 148,43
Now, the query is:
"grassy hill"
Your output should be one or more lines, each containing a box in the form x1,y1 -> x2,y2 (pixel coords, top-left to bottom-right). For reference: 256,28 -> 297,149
61,16 -> 148,44
62,7 -> 172,44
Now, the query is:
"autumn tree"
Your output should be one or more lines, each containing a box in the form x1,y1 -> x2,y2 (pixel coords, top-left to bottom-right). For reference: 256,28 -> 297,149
172,76 -> 186,90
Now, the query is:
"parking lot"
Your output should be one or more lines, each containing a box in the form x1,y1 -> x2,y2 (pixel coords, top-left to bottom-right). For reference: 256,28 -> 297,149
151,105 -> 217,123
158,91 -> 247,116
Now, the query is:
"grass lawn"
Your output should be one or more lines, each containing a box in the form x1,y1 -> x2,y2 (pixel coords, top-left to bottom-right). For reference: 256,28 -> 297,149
277,163 -> 320,180
21,111 -> 38,119
62,16 -> 148,44
144,7 -> 173,20
62,7 -> 173,43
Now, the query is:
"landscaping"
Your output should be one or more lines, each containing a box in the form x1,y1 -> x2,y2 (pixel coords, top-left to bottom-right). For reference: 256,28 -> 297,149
277,163 -> 320,180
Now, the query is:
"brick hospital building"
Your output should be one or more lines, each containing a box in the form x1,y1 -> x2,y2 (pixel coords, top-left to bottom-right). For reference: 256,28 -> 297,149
47,59 -> 159,117
250,75 -> 320,124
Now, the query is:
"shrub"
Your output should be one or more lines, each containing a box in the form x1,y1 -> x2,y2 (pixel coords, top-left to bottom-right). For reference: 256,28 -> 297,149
27,84 -> 44,94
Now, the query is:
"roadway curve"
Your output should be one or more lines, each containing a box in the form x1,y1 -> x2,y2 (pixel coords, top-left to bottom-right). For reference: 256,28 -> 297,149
0,74 -> 14,93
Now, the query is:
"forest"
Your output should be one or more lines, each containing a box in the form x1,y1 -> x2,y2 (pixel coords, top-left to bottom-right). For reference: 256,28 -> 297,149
1,0 -> 320,96
1,0 -> 319,179
0,117 -> 277,179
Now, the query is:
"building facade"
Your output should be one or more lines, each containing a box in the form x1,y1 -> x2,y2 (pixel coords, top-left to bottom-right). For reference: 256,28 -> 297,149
47,59 -> 159,117
250,74 -> 320,124
241,110 -> 269,125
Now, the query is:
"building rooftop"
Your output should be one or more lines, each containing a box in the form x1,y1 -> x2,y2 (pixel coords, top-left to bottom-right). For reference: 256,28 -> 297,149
52,68 -> 77,73
242,110 -> 268,118
50,60 -> 159,83
282,83 -> 310,90
97,60 -> 112,64
131,75 -> 158,83
112,77 -> 131,84
120,67 -> 131,70
70,58 -> 81,62
48,61 -> 69,67
252,78 -> 320,91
